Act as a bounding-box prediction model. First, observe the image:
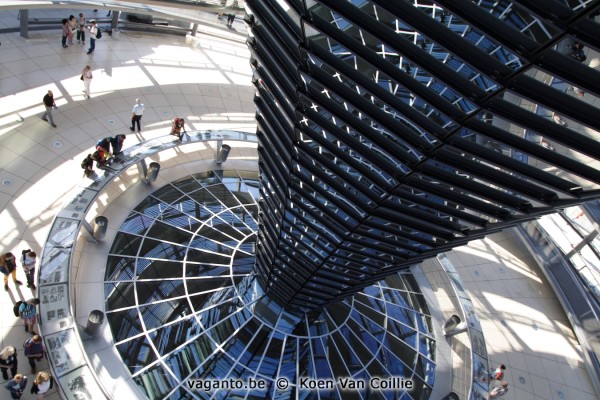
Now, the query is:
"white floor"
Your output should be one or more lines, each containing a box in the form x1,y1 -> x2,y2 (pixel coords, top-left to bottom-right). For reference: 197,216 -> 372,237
448,231 -> 597,400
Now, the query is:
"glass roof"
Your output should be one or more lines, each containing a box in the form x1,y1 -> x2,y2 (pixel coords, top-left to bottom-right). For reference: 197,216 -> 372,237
105,171 -> 435,399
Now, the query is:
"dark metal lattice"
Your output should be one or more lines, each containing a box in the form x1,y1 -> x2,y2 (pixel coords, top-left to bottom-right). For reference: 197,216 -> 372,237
247,0 -> 600,313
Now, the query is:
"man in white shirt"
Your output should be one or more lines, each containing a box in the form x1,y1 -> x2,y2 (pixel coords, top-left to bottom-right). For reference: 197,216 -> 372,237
87,19 -> 97,54
131,98 -> 145,132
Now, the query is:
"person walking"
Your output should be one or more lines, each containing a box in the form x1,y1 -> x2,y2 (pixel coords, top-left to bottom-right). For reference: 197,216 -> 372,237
18,298 -> 40,334
30,372 -> 53,400
20,249 -> 37,289
77,13 -> 86,44
23,335 -> 45,374
41,90 -> 57,128
0,346 -> 18,381
61,18 -> 69,48
68,15 -> 77,45
0,253 -> 23,291
81,65 -> 93,99
130,98 -> 145,132
87,19 -> 98,54
227,14 -> 235,28
4,374 -> 27,399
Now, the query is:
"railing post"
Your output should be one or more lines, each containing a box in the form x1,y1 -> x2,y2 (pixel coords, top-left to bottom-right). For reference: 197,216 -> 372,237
19,9 -> 29,39
111,11 -> 120,32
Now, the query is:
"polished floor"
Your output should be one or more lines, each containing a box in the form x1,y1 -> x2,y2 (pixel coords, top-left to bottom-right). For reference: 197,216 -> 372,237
0,7 -> 597,400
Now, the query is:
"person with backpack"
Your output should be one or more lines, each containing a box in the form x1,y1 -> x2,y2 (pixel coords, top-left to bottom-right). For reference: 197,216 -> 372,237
0,253 -> 23,291
171,117 -> 186,140
86,19 -> 99,55
23,335 -> 44,374
20,249 -> 37,289
18,298 -> 40,334
81,154 -> 94,176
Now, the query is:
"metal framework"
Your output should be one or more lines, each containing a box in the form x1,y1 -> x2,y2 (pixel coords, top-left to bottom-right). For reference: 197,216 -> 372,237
247,0 -> 600,313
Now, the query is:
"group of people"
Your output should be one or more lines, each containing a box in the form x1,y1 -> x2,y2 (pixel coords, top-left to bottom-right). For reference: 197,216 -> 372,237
2,334 -> 54,399
61,13 -> 99,54
570,41 -> 587,63
78,96 -> 189,176
81,134 -> 127,176
0,293 -> 52,399
41,92 -> 188,176
0,250 -> 37,291
487,363 -> 509,399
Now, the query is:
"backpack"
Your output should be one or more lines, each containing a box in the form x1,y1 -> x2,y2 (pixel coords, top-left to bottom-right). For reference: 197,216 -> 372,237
96,28 -> 102,39
95,138 -> 110,149
13,300 -> 23,317
81,157 -> 89,169
21,249 -> 31,264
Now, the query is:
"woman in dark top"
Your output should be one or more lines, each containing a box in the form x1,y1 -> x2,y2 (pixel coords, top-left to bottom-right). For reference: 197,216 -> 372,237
0,346 -> 18,380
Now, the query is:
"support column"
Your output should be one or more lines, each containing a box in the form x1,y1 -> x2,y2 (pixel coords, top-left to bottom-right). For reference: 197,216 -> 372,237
111,11 -> 120,31
19,9 -> 29,39
191,23 -> 199,37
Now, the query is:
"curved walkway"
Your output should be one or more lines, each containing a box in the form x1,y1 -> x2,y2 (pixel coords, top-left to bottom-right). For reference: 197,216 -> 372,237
0,12 -> 253,400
